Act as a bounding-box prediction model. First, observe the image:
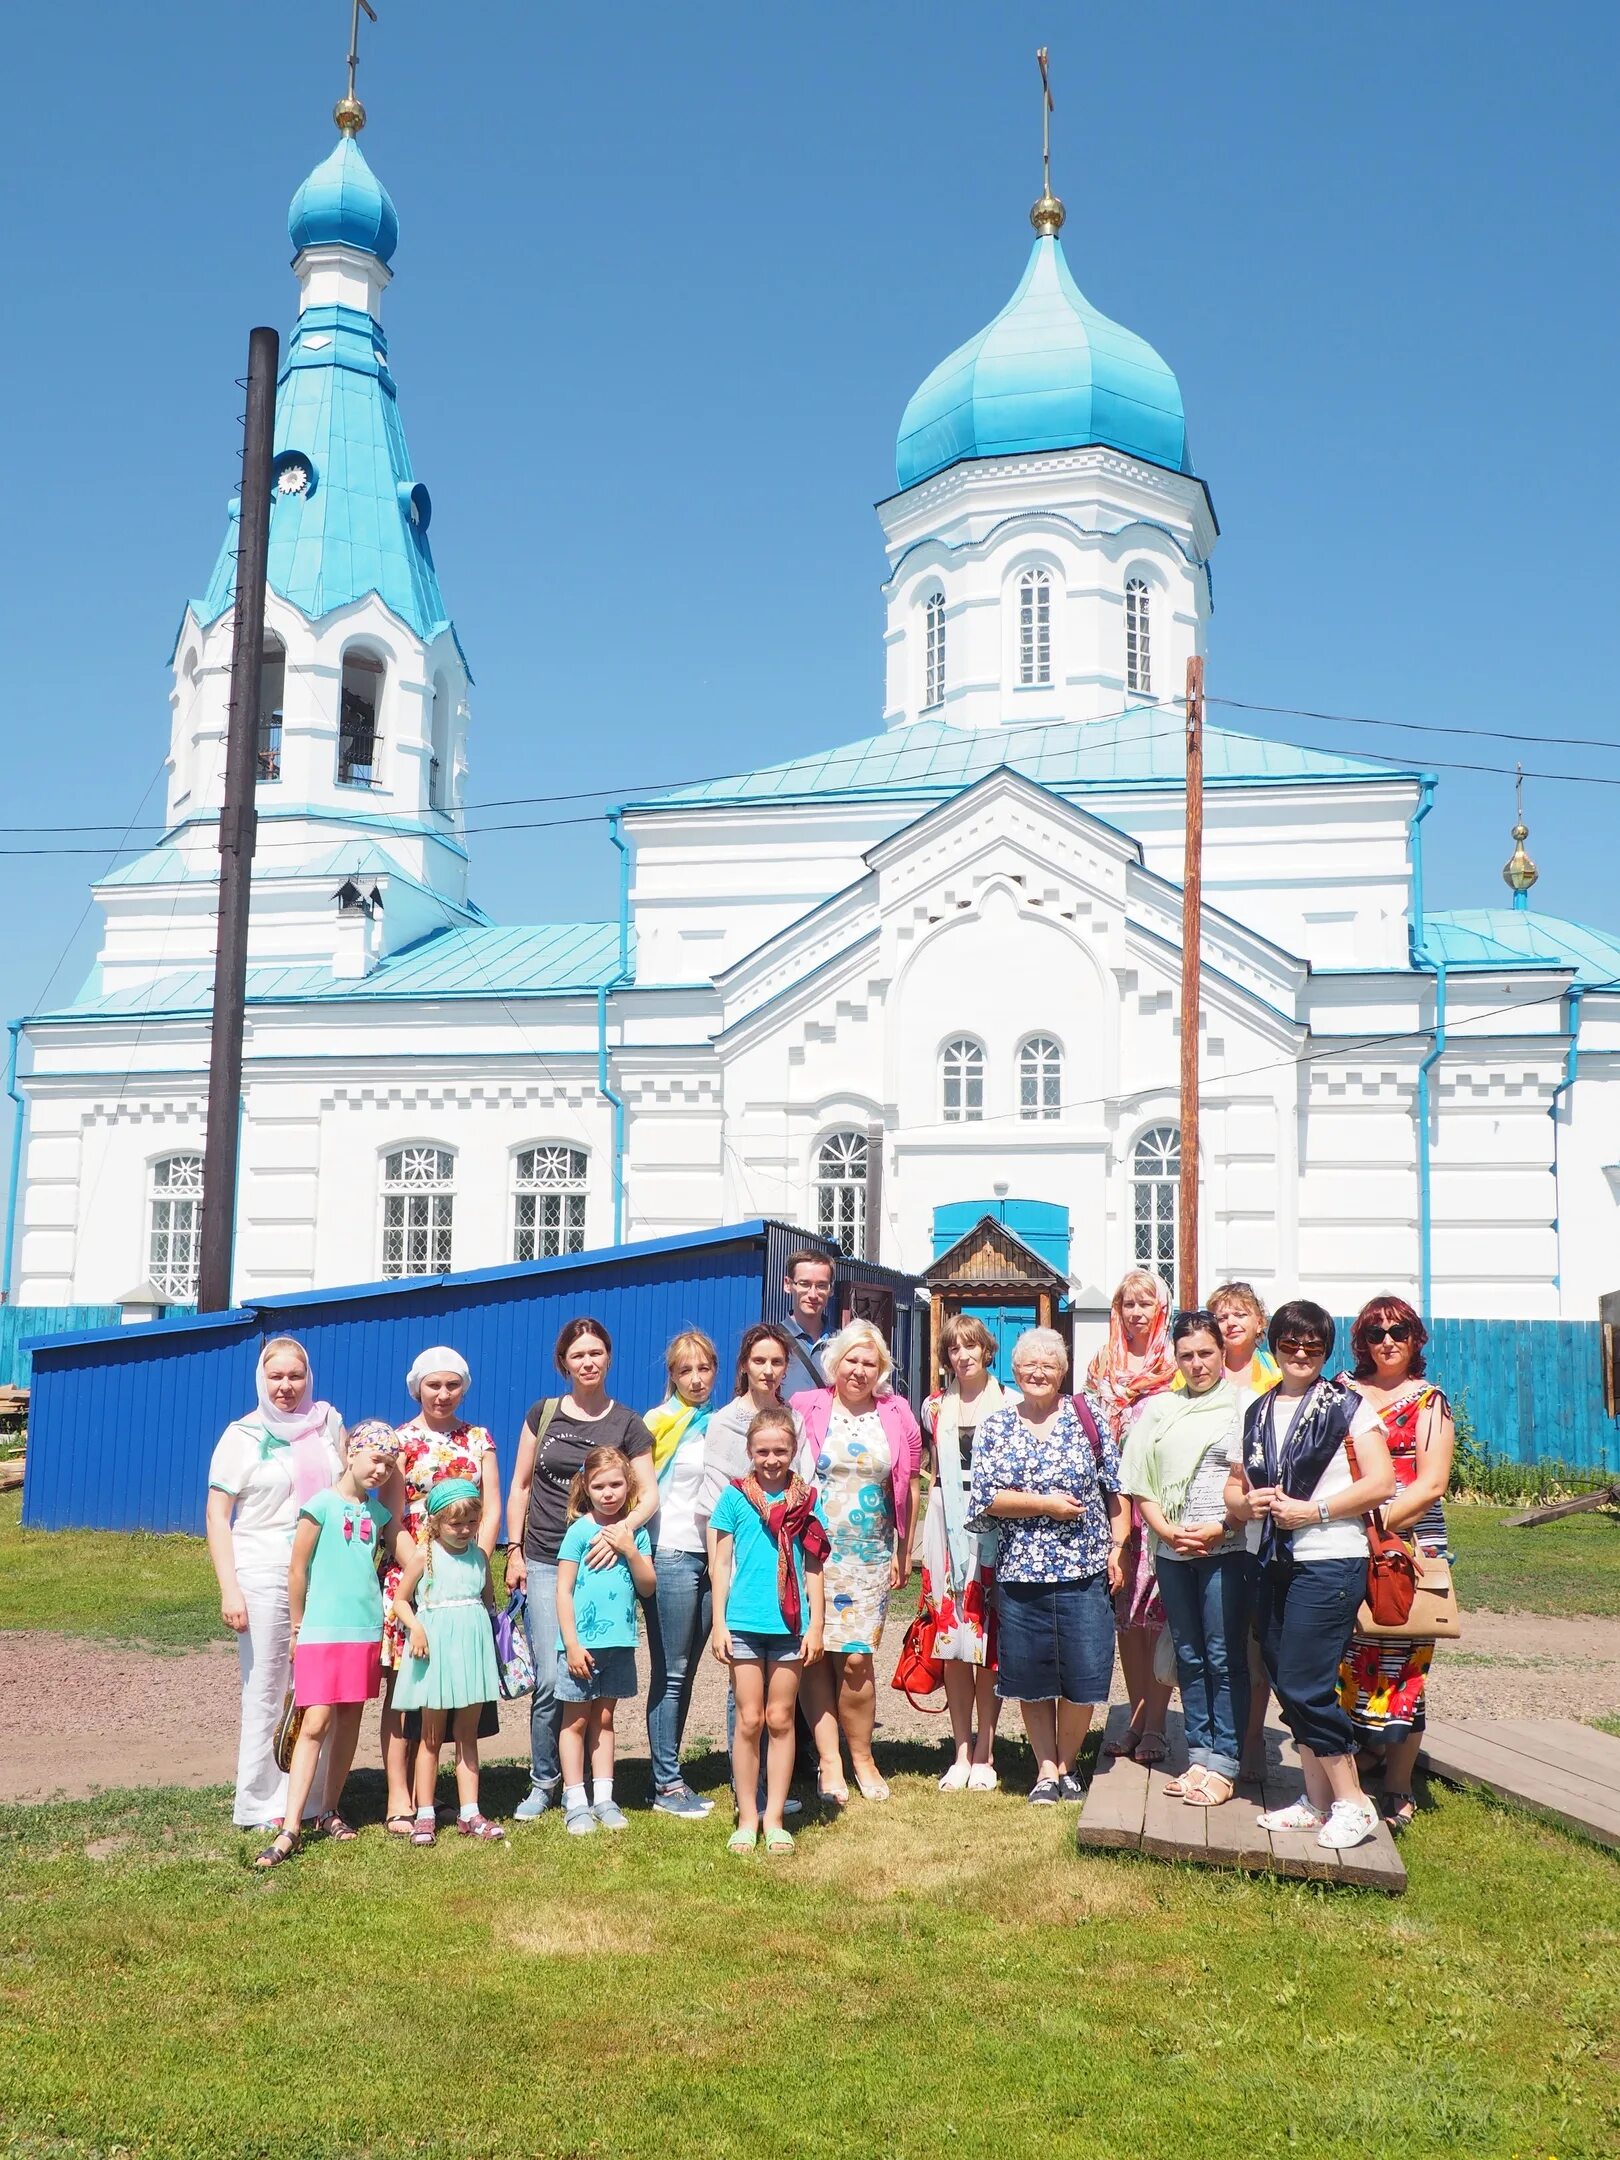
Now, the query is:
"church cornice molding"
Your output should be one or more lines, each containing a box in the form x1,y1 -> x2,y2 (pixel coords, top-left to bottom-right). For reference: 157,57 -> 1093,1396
882,508 -> 1212,599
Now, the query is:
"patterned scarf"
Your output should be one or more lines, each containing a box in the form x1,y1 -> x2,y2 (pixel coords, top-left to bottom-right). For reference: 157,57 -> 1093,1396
735,1472 -> 831,1636
253,1339 -> 336,1505
1243,1375 -> 1359,1561
1085,1277 -> 1175,1436
646,1395 -> 712,1481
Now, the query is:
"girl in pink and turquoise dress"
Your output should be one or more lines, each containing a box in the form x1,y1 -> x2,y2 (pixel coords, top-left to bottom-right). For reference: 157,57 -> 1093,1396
255,1421 -> 401,1869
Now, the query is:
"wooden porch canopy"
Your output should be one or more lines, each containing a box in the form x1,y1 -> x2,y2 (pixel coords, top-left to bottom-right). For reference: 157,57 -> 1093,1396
923,1214 -> 1069,1378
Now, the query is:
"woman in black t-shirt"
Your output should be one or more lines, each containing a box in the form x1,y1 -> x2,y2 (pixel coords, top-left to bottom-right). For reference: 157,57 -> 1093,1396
504,1317 -> 656,1818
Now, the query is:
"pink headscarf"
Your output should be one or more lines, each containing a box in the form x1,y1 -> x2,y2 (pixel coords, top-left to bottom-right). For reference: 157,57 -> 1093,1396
255,1337 -> 337,1505
1085,1272 -> 1175,1437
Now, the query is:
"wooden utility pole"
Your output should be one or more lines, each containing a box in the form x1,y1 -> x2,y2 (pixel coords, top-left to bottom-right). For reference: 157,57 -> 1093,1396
1177,655 -> 1204,1311
197,326 -> 278,1312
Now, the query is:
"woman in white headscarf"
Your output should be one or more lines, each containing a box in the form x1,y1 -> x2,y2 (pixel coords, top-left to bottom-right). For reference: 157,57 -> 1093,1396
380,1346 -> 502,1834
205,1337 -> 345,1829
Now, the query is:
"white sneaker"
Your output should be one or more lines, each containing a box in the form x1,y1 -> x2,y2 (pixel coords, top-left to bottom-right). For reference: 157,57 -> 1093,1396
966,1764 -> 998,1792
938,1761 -> 971,1792
1257,1799 -> 1325,1832
1317,1799 -> 1378,1850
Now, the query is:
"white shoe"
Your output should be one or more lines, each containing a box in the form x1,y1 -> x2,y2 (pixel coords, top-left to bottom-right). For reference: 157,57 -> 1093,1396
966,1763 -> 998,1792
1317,1799 -> 1378,1850
1257,1799 -> 1325,1832
938,1761 -> 971,1792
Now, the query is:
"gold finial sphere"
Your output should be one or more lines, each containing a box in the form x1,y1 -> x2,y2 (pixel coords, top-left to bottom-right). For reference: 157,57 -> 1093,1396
1503,828 -> 1539,896
334,94 -> 367,135
1030,191 -> 1066,236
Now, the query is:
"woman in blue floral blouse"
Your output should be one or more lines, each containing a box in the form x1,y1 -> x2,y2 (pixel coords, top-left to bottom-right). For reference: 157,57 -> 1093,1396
970,1328 -> 1128,1804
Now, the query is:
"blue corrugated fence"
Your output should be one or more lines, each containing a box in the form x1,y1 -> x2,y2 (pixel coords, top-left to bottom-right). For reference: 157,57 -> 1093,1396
0,1307 -> 124,1388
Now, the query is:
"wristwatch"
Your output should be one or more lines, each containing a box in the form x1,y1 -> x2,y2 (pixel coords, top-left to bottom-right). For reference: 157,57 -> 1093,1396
1317,1500 -> 1331,1526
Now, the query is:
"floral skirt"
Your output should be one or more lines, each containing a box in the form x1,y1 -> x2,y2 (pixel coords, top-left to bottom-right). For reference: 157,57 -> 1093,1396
918,1481 -> 996,1668
1113,1507 -> 1166,1634
1337,1633 -> 1435,1745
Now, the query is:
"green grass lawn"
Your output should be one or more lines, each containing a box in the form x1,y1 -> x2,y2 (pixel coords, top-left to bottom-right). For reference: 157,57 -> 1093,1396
0,1491 -> 221,1649
1,1759 -> 1617,2160
1446,1499 -> 1620,1617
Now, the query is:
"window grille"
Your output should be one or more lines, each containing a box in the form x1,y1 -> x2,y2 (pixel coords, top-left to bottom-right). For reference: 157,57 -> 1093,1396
381,1145 -> 454,1278
1125,578 -> 1152,695
815,1130 -> 868,1259
1018,1036 -> 1062,1120
148,1153 -> 203,1301
513,1144 -> 588,1261
924,590 -> 946,709
1018,570 -> 1051,686
1131,1125 -> 1180,1286
941,1038 -> 985,1123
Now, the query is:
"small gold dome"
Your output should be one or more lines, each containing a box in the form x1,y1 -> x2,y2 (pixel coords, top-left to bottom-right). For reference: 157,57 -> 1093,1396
334,94 -> 367,136
1030,190 -> 1066,236
1503,822 -> 1539,896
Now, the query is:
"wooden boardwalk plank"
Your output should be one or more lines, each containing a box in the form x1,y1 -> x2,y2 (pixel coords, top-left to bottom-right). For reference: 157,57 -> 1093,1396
1202,1778 -> 1274,1869
1075,1703 -> 1149,1851
1261,1769 -> 1341,1883
1487,1719 -> 1620,1781
1142,1764 -> 1205,1861
1420,1719 -> 1620,1849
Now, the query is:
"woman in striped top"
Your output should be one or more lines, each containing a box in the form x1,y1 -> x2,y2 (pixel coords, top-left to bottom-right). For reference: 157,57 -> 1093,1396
1335,1296 -> 1455,1832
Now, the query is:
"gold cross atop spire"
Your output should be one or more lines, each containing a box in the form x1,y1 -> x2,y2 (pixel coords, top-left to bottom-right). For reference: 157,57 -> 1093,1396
335,0 -> 378,136
1031,48 -> 1066,236
1503,763 -> 1539,906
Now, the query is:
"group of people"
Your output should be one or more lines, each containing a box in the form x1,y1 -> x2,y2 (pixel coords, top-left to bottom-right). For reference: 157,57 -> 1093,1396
205,1247 -> 1454,1865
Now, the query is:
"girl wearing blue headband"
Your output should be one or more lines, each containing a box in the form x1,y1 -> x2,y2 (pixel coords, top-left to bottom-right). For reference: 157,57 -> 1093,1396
389,1474 -> 505,1844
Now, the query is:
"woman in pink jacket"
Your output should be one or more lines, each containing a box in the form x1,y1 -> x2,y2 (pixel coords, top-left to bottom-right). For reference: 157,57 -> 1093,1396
792,1319 -> 922,1804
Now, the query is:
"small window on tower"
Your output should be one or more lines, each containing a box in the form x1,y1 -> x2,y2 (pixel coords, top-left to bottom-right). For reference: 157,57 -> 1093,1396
1125,577 -> 1152,696
924,590 -> 946,710
338,649 -> 384,787
257,635 -> 285,784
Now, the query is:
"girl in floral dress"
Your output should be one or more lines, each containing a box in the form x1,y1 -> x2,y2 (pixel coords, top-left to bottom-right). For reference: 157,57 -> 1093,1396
380,1346 -> 501,1837
920,1314 -> 1016,1792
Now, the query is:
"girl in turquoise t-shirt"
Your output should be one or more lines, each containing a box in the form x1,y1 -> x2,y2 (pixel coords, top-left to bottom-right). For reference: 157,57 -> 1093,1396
555,1446 -> 655,1837
709,1406 -> 828,1856
255,1421 -> 401,1869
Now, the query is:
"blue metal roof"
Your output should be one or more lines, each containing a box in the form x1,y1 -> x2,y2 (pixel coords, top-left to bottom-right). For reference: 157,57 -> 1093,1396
631,710 -> 1419,813
38,922 -> 628,1022
1427,910 -> 1620,985
896,234 -> 1191,491
288,134 -> 399,264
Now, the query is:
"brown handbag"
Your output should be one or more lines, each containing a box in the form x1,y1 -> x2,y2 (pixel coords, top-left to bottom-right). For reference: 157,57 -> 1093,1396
1357,1550 -> 1461,1641
1346,1438 -> 1419,1629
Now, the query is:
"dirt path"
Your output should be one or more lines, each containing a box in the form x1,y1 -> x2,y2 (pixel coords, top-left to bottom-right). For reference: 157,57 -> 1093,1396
4,1610 -> 1620,1806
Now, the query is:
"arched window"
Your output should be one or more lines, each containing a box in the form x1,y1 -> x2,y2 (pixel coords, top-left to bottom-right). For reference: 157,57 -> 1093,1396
1125,577 -> 1152,695
147,1153 -> 203,1302
1131,1125 -> 1180,1286
1018,1035 -> 1062,1121
1018,569 -> 1051,686
941,1037 -> 985,1123
924,590 -> 946,710
339,648 -> 385,786
257,635 -> 285,783
380,1145 -> 454,1277
512,1144 -> 588,1261
815,1129 -> 868,1259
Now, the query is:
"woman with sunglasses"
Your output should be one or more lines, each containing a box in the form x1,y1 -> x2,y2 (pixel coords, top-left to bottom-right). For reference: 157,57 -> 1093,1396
1226,1300 -> 1395,1851
1335,1297 -> 1455,1830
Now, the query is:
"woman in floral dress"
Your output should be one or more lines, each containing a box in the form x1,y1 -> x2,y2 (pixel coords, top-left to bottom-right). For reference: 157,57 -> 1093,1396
380,1345 -> 503,1835
920,1314 -> 1015,1791
1336,1296 -> 1455,1830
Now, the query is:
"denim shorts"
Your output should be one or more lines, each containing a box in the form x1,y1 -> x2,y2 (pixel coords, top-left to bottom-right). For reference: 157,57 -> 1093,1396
553,1644 -> 639,1703
727,1630 -> 801,1664
993,1574 -> 1115,1705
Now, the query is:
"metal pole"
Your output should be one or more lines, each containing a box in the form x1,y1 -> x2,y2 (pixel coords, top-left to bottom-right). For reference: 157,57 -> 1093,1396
1178,655 -> 1204,1311
198,326 -> 278,1312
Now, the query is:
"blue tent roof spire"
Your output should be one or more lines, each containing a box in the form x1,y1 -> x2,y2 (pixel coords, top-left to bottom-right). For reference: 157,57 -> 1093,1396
188,114 -> 456,651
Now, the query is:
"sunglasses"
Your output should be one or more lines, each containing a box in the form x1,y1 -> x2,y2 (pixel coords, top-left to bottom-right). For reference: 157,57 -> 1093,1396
1276,1336 -> 1327,1357
1367,1323 -> 1413,1344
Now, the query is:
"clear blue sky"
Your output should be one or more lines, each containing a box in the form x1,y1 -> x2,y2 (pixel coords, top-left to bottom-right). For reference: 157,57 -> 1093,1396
3,0 -> 1617,1061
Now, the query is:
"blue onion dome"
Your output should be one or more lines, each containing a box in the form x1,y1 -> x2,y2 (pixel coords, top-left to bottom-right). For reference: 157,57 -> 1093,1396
288,133 -> 399,265
895,231 -> 1190,491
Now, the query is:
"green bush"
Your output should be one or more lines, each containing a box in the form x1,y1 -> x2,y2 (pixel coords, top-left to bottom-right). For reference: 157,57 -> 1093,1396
1447,1391 -> 1615,1504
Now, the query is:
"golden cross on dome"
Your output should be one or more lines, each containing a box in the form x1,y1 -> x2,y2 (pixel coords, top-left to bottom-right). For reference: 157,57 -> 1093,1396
336,0 -> 378,135
1030,48 -> 1066,236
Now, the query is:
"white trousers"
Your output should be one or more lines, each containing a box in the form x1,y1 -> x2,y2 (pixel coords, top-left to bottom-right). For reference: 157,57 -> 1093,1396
232,1568 -> 330,1828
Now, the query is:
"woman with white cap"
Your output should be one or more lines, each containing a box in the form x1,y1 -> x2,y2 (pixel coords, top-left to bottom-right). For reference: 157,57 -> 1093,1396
380,1346 -> 502,1835
204,1336 -> 346,1830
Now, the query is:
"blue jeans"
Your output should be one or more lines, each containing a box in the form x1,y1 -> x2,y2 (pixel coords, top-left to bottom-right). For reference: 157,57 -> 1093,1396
1153,1549 -> 1256,1780
645,1545 -> 711,1791
520,1560 -> 561,1791
1256,1554 -> 1366,1759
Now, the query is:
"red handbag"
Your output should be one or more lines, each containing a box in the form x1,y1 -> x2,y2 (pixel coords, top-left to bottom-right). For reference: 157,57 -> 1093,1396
1347,1439 -> 1419,1628
890,1595 -> 946,1709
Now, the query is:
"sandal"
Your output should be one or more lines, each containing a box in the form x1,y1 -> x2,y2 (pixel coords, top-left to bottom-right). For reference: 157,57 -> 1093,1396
727,1827 -> 758,1855
1383,1791 -> 1416,1832
817,1774 -> 849,1809
1133,1731 -> 1169,1767
1185,1772 -> 1233,1807
385,1813 -> 417,1839
253,1830 -> 298,1870
410,1821 -> 437,1847
1160,1769 -> 1205,1799
762,1826 -> 795,1855
456,1813 -> 506,1841
854,1771 -> 891,1802
316,1812 -> 356,1842
1104,1723 -> 1145,1758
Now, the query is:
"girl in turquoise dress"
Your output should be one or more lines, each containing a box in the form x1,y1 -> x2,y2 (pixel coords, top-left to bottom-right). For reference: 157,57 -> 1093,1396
389,1477 -> 504,1844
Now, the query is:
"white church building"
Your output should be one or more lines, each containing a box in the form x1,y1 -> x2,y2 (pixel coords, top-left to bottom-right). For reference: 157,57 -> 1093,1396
10,103 -> 1619,1323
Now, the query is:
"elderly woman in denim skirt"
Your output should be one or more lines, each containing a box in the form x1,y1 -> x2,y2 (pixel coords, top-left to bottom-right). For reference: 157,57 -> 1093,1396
970,1327 -> 1128,1804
